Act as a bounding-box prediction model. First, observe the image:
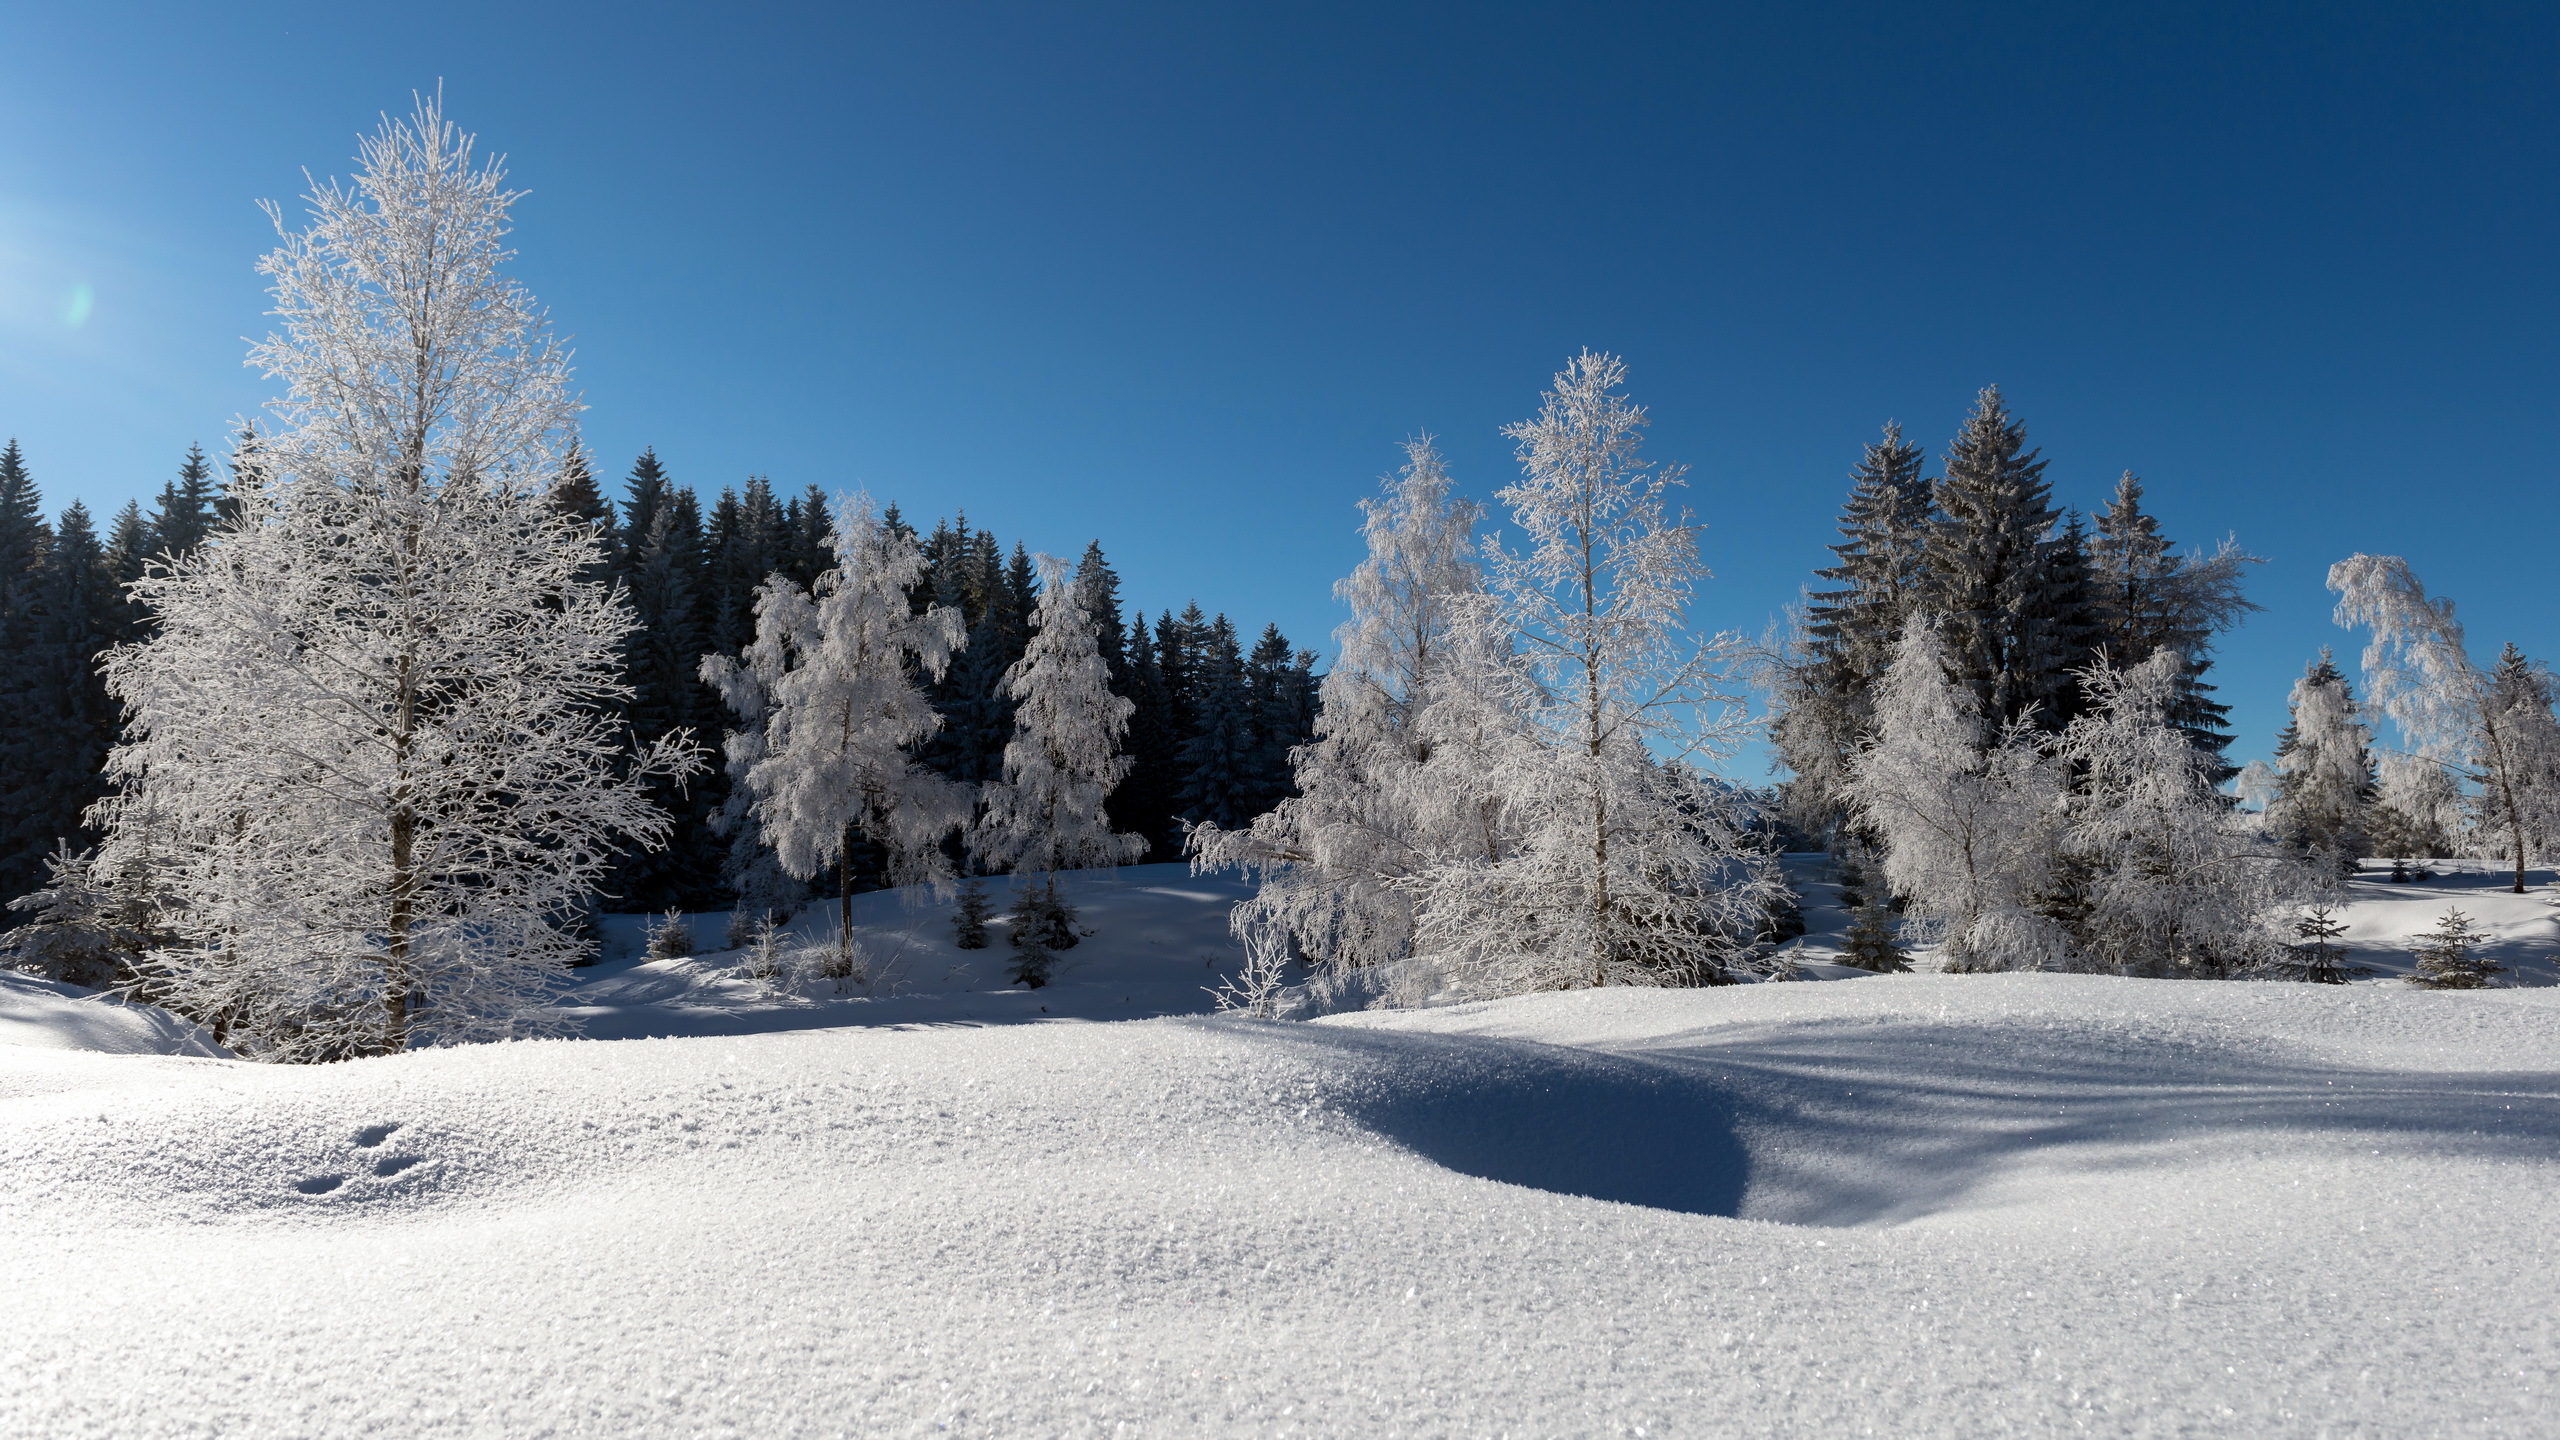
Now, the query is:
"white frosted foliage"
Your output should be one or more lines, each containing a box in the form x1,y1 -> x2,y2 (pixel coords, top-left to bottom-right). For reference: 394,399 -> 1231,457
974,553 -> 1145,879
1192,438 -> 1498,973
92,97 -> 700,1061
718,493 -> 967,969
1845,618 -> 2064,971
2059,651 -> 2313,976
1407,353 -> 1771,994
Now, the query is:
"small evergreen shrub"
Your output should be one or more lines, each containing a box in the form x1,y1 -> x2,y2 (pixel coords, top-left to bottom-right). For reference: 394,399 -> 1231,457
2408,908 -> 2504,989
952,880 -> 991,950
644,909 -> 694,961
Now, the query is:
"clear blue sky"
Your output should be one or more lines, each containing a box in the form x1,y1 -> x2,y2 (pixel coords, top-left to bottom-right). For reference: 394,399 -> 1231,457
3,1 -> 2553,774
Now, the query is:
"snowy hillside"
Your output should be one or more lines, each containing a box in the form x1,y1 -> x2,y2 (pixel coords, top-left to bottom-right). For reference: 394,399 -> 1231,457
6,865 -> 2557,1434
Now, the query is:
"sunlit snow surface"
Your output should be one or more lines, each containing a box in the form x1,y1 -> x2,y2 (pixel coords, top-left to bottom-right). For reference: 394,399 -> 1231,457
3,861 -> 2556,1436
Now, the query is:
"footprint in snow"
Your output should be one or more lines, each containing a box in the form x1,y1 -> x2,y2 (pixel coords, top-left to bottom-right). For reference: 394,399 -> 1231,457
294,1122 -> 427,1197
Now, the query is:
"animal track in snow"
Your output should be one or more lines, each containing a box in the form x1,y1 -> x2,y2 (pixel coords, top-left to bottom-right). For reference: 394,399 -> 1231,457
293,1122 -> 426,1197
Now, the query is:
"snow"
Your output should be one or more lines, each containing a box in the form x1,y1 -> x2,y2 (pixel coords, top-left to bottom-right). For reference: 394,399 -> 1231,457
5,862 -> 2557,1435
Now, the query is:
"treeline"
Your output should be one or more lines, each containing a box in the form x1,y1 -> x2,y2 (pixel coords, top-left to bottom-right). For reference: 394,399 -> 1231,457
0,435 -> 1319,924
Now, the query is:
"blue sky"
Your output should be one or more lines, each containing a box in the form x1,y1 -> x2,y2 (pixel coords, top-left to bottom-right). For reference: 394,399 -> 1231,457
2,1 -> 2553,774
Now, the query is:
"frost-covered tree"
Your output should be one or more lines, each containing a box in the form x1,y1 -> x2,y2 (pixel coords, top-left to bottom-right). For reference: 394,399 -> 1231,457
697,627 -> 808,946
1845,618 -> 2065,971
714,493 -> 966,974
2264,650 -> 2374,872
1408,353 -> 1770,993
973,553 -> 1145,880
2056,651 -> 2309,977
92,98 -> 700,1060
1192,438 -> 1493,972
2330,555 -> 2560,891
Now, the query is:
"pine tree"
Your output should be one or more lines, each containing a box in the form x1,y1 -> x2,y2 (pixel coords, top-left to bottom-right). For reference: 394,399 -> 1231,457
2087,471 -> 2261,763
1923,386 -> 2077,732
1242,623 -> 1314,813
709,474 -> 786,657
973,552 -> 1145,883
1076,542 -> 1128,690
951,879 -> 991,949
2284,905 -> 2356,984
2266,650 -> 2374,871
94,99 -> 701,1059
1839,904 -> 1913,973
0,441 -> 54,911
1179,615 -> 1257,829
1115,618 -> 1184,858
1411,353 -> 1771,993
712,493 -> 967,976
618,484 -> 720,909
17,504 -> 121,869
2407,907 -> 2503,989
150,444 -> 220,560
1192,437 -> 1490,972
103,502 -> 155,642
1775,422 -> 1936,835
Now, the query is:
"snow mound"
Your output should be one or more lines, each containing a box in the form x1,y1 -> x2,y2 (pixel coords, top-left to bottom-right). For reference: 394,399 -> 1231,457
0,972 -> 227,1060
7,971 -> 2557,1436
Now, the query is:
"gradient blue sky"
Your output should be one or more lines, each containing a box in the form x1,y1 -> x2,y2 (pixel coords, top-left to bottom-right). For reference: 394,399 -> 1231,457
2,1 -> 2553,774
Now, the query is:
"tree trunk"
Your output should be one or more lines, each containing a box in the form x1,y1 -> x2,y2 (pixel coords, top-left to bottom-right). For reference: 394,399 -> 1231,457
384,653 -> 417,1055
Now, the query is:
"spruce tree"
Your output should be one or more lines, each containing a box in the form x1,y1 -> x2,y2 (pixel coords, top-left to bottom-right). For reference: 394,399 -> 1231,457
103,502 -> 155,642
1114,619 -> 1184,858
2088,471 -> 2258,763
2285,905 -> 2356,984
1243,623 -> 1315,814
0,442 -> 54,911
2266,650 -> 2375,871
2408,907 -> 2503,989
1840,904 -> 1913,973
1076,542 -> 1127,690
619,484 -> 720,909
1778,423 -> 1938,834
951,879 -> 991,948
150,444 -> 220,559
1923,387 -> 2077,732
1179,615 -> 1257,829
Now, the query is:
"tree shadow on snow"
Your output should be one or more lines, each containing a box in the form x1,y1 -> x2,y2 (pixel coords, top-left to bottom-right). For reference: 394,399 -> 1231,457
1210,1021 -> 1752,1219
1622,1017 -> 2560,1227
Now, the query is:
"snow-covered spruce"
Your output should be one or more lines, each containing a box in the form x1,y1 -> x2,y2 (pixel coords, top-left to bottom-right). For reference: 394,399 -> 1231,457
1191,437 -> 1497,981
2256,649 -> 2375,873
89,99 -> 700,1062
971,553 -> 1145,883
1406,353 -> 1774,994
703,493 -> 966,977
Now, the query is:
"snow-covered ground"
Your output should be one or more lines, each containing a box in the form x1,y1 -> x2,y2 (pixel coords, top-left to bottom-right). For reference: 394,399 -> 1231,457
4,861 -> 2556,1436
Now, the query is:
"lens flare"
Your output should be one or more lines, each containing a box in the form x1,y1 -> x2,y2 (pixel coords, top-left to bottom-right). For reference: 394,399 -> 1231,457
62,282 -> 93,328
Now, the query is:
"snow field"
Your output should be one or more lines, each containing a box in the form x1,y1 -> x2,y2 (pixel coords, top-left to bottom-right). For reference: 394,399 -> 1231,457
5,961 -> 2557,1436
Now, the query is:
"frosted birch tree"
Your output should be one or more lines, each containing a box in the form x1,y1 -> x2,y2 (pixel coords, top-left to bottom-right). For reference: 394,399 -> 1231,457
1406,353 -> 1770,993
2329,554 -> 2559,891
2057,651 -> 2310,976
721,493 -> 966,973
973,553 -> 1146,882
1191,438 -> 1500,972
1845,618 -> 2065,971
91,97 -> 699,1061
